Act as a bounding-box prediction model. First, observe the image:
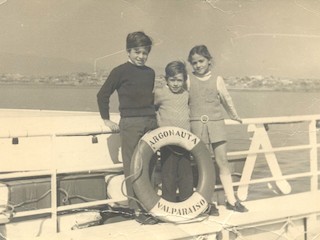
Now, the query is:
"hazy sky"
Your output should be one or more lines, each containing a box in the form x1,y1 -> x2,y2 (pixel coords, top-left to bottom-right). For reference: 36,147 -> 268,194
1,0 -> 320,78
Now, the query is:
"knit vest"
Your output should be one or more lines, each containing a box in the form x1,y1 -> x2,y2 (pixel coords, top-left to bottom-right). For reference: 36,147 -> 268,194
189,74 -> 223,120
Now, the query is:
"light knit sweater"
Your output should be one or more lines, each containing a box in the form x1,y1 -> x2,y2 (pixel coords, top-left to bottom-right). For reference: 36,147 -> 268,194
154,85 -> 190,131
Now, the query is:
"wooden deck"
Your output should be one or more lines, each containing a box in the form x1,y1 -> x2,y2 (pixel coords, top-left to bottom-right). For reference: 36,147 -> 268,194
38,191 -> 320,240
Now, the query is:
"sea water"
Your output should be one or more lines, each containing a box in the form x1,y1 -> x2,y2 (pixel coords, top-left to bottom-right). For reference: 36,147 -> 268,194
0,84 -> 319,117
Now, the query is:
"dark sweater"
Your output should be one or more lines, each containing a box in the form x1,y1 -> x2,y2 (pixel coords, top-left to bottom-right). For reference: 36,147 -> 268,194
97,61 -> 156,119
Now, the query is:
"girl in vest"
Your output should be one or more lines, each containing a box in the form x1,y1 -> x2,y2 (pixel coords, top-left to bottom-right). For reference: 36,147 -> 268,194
187,45 -> 248,214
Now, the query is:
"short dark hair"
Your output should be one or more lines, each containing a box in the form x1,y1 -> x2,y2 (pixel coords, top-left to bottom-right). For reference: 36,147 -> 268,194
126,31 -> 152,52
188,45 -> 213,63
165,61 -> 188,81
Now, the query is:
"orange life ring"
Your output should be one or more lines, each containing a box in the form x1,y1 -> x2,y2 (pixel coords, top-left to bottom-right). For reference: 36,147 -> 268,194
130,126 -> 215,222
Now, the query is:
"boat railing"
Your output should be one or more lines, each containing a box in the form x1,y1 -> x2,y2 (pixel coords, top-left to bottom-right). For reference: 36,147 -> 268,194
226,114 -> 319,197
1,113 -> 319,234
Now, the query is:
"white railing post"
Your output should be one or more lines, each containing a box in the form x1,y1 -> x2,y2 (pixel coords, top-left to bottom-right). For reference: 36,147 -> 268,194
50,134 -> 58,233
237,123 -> 291,200
51,169 -> 58,233
307,119 -> 318,240
308,119 -> 318,192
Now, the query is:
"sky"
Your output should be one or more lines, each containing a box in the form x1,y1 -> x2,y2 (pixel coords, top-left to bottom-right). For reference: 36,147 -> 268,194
1,0 -> 320,78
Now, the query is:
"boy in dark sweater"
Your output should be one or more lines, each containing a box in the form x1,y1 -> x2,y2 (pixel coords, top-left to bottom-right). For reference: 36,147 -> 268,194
97,31 -> 158,224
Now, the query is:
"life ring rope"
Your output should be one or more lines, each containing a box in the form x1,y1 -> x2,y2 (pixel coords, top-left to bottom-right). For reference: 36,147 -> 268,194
121,139 -> 148,210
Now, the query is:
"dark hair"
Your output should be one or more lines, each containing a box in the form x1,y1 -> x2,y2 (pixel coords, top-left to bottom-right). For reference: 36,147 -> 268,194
126,31 -> 153,52
187,45 -> 213,63
165,61 -> 188,81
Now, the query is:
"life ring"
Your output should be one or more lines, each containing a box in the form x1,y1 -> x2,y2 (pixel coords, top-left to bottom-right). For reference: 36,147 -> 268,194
130,126 -> 215,223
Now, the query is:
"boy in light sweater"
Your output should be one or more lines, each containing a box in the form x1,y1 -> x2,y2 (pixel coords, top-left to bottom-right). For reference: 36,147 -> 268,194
154,61 -> 194,202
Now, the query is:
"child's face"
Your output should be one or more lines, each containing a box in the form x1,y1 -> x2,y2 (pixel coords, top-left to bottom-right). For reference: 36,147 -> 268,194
190,53 -> 211,76
166,73 -> 184,93
127,47 -> 149,66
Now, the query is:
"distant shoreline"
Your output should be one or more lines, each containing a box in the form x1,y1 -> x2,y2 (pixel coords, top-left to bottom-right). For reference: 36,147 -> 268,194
227,87 -> 320,92
2,72 -> 320,92
1,82 -> 320,92
0,82 -> 100,88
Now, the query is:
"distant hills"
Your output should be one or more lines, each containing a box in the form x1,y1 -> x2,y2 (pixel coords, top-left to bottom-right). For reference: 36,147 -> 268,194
0,52 -> 92,75
1,71 -> 320,92
1,52 -> 320,91
225,76 -> 320,92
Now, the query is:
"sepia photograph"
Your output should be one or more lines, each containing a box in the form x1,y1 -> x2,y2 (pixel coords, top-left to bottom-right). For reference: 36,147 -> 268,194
0,0 -> 319,239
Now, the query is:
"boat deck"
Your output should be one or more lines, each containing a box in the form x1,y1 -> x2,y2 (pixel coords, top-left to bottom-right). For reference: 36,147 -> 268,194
39,191 -> 320,240
2,110 -> 320,239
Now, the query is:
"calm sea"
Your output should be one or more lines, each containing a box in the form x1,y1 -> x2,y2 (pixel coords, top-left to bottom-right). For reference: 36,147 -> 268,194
0,84 -> 319,117
1,84 -> 319,200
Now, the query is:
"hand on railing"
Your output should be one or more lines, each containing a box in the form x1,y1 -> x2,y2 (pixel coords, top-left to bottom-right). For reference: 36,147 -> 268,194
103,119 -> 120,133
233,117 -> 243,124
